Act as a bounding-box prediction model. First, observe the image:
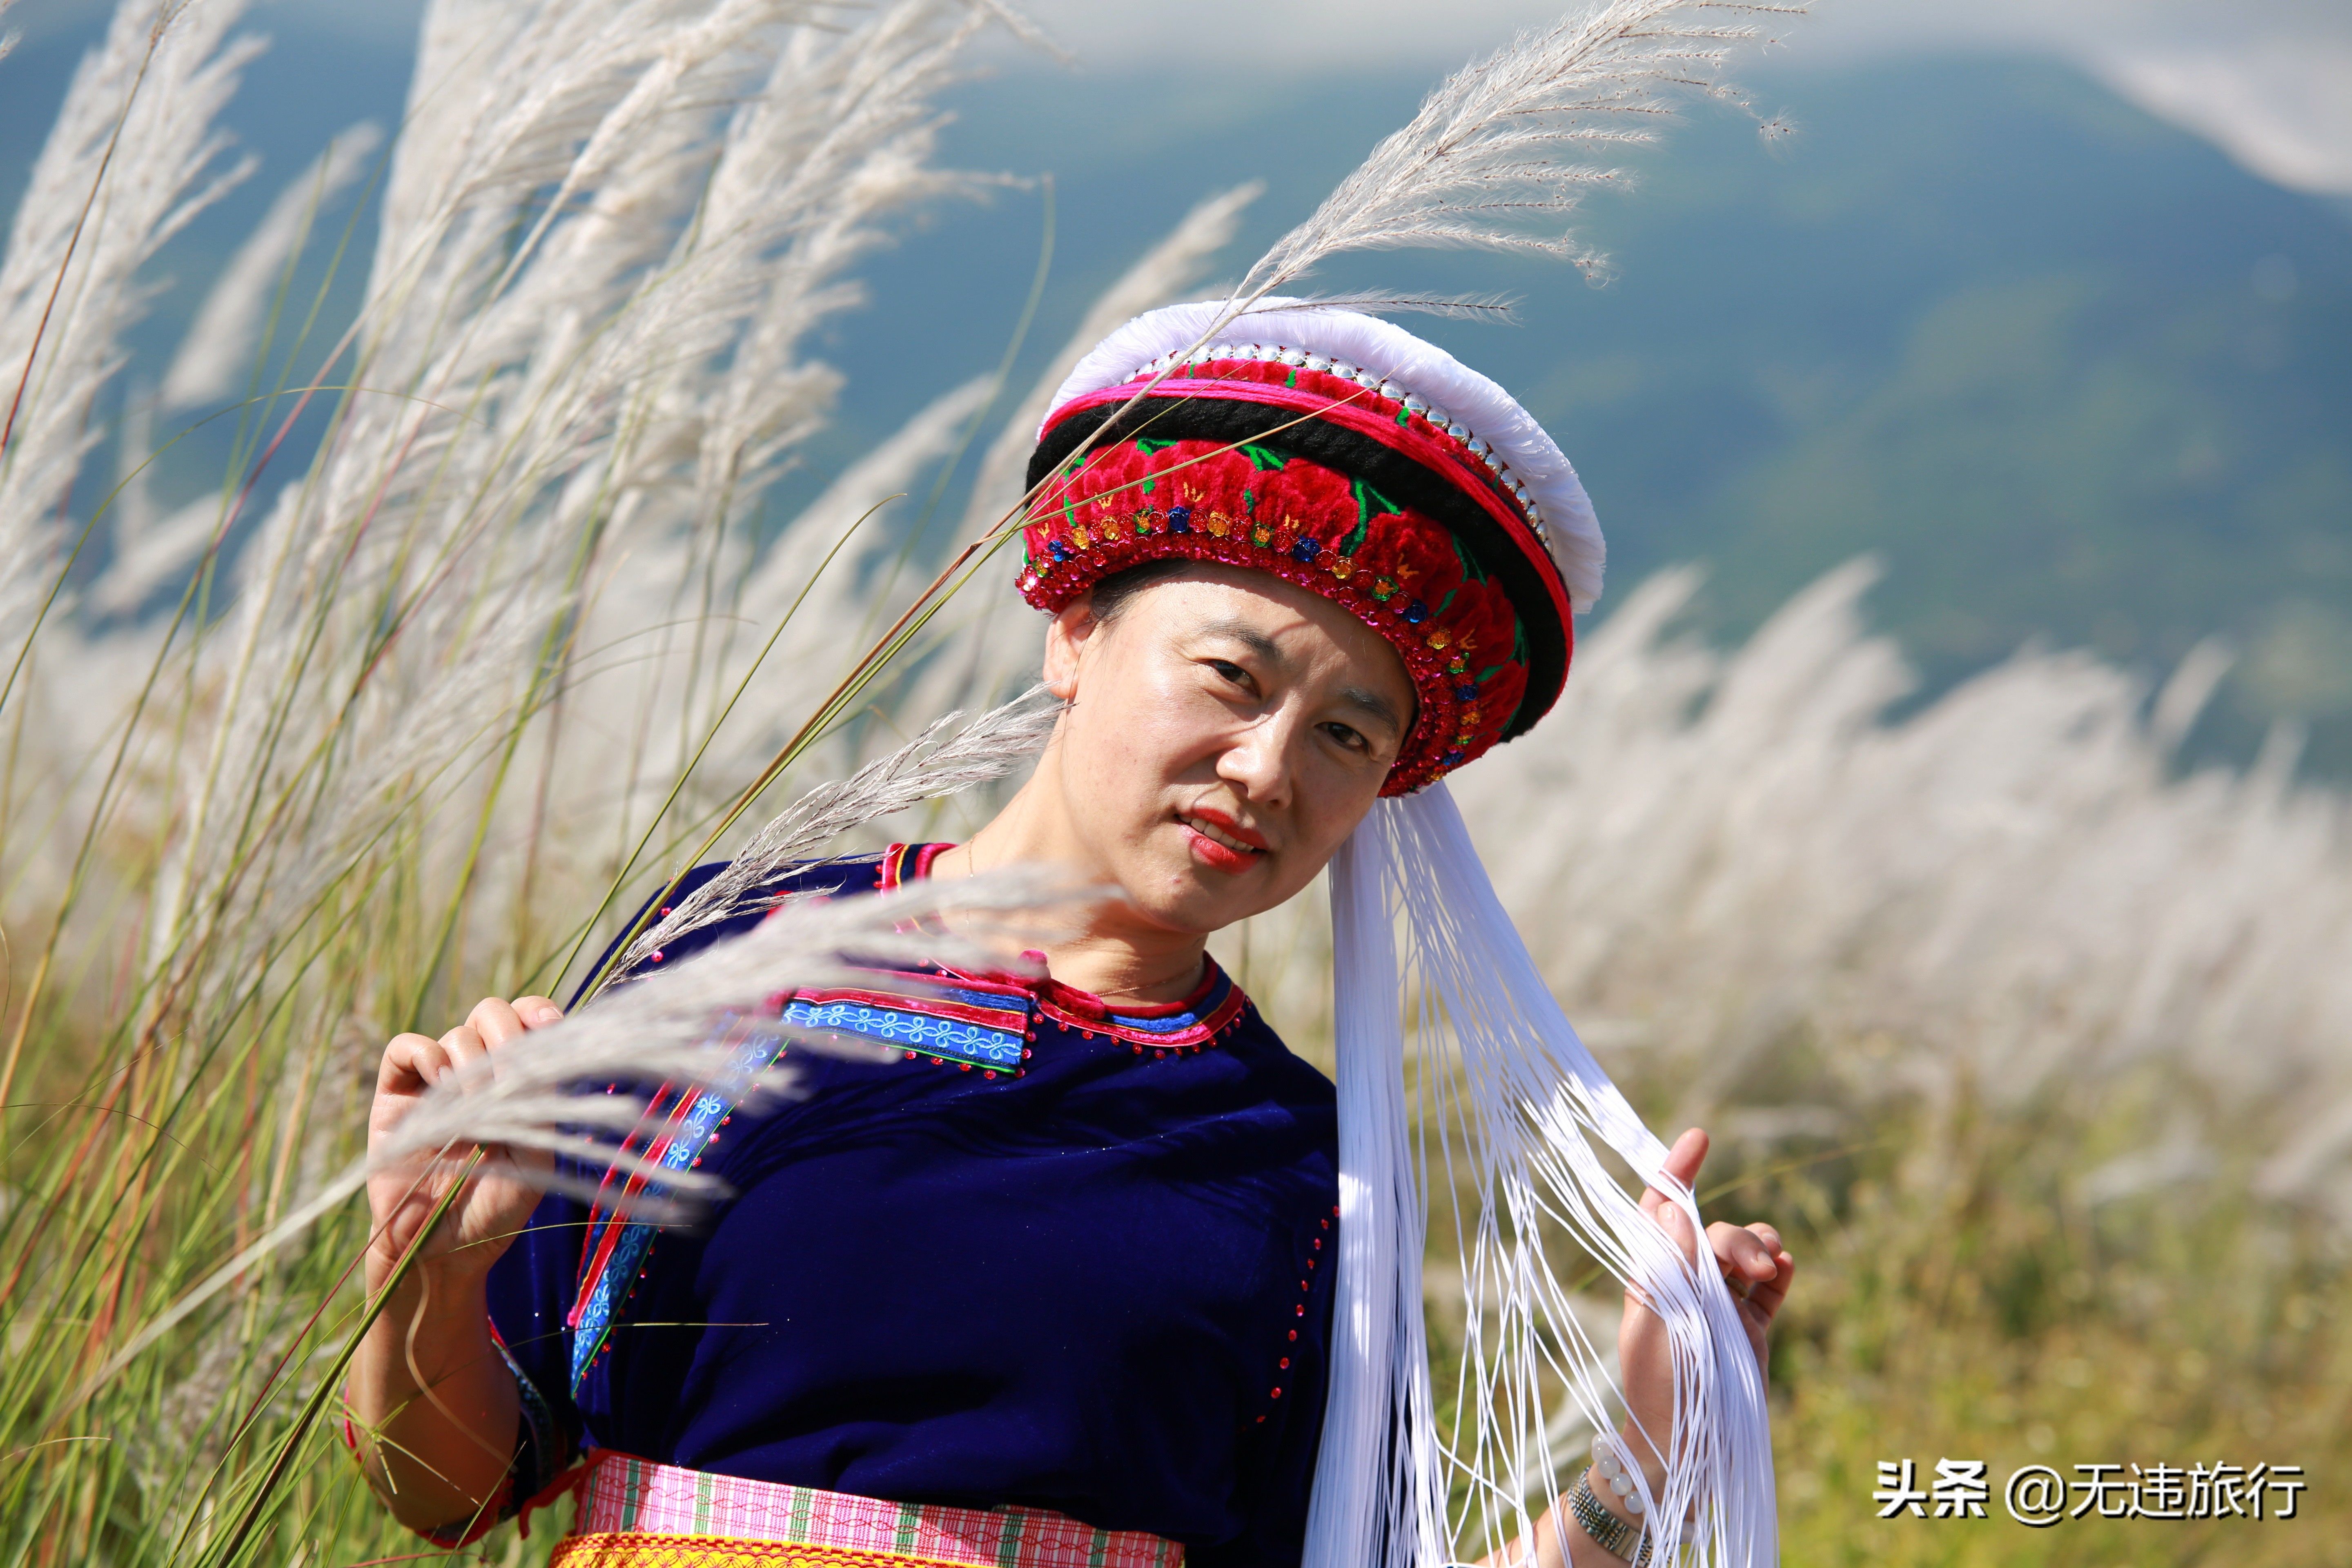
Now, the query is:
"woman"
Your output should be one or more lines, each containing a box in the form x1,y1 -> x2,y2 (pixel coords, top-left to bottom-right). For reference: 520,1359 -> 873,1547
350,304 -> 1795,1568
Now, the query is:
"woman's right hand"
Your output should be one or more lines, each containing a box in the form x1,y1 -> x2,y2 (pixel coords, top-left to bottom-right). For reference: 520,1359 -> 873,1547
365,996 -> 564,1287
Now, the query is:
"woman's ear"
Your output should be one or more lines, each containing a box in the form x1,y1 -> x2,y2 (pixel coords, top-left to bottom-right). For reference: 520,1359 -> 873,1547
1041,595 -> 1103,701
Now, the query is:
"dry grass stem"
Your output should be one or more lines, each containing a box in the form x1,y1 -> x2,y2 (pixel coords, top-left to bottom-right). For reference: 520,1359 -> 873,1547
607,686 -> 1065,984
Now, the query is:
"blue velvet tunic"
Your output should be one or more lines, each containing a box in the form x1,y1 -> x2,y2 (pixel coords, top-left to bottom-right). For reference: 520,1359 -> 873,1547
483,844 -> 1341,1566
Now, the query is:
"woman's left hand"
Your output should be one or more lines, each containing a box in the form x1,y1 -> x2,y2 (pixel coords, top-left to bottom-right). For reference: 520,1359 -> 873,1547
1481,1126 -> 1795,1568
1615,1125 -> 1795,1489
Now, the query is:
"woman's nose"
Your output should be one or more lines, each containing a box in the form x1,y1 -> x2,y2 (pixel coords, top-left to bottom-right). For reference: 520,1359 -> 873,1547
1218,713 -> 1295,808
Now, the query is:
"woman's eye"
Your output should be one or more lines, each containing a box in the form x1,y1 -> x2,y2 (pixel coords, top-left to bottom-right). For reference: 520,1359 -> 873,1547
1207,659 -> 1252,690
1322,722 -> 1370,754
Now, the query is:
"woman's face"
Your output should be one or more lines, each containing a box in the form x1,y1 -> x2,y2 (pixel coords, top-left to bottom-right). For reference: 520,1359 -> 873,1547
1040,562 -> 1416,937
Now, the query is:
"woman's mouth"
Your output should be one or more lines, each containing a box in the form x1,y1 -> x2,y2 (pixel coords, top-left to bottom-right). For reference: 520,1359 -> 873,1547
1179,807 -> 1268,874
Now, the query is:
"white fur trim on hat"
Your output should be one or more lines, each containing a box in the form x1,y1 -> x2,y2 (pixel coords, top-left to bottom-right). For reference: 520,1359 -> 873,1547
1043,298 -> 1604,612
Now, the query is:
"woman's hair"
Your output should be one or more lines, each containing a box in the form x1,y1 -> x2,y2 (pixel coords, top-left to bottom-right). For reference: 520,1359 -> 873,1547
1085,557 -> 1193,623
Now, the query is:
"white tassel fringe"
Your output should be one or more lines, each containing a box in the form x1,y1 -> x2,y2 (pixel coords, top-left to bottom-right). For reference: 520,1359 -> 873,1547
1311,783 -> 1776,1568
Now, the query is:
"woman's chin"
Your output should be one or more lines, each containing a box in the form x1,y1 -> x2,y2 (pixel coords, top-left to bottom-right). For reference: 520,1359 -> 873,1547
1113,855 -> 1278,936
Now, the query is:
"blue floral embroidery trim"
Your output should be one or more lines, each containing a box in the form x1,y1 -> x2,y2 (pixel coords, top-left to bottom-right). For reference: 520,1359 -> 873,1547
780,995 -> 1025,1069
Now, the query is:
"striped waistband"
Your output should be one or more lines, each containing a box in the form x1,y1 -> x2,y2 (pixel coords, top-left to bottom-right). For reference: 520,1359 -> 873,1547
550,1452 -> 1185,1568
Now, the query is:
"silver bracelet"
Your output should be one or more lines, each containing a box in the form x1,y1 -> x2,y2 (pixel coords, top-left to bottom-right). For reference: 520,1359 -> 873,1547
1569,1434 -> 1656,1566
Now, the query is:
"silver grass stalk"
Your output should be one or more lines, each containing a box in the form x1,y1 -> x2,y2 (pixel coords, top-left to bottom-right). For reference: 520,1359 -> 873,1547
960,182 -> 1264,538
88,492 -> 223,615
739,374 -> 997,620
702,372 -> 998,722
102,383 -> 160,580
653,369 -> 1029,808
573,370 -> 1004,837
0,0 -> 260,651
1254,290 -> 1521,323
1235,0 -> 1806,301
605,684 -> 1065,986
537,0 -> 1035,874
683,1 -> 1019,528
129,1309 -> 298,1498
145,0 -> 1033,1001
157,120 -> 383,412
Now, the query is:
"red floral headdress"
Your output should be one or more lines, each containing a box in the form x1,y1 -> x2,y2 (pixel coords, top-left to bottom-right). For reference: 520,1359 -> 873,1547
1017,303 -> 1599,795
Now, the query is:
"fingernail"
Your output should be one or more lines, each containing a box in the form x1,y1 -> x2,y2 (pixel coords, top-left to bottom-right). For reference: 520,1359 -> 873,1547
530,1004 -> 563,1025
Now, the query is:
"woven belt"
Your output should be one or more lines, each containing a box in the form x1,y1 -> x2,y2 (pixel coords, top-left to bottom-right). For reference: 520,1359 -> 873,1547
548,1452 -> 1185,1568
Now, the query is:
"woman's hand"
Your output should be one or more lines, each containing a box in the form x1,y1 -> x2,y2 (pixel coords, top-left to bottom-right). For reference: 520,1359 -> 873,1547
1490,1127 -> 1795,1568
364,996 -> 563,1287
1610,1127 -> 1794,1511
1621,1127 -> 1791,1409
350,997 -> 565,1528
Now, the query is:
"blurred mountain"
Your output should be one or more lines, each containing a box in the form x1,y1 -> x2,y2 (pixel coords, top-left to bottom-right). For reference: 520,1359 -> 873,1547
5,24 -> 2347,771
850,54 -> 2352,774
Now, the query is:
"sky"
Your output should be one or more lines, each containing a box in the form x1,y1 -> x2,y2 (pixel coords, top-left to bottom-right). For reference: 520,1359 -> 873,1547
6,0 -> 2344,195
992,0 -> 2352,197
3,0 -> 2347,198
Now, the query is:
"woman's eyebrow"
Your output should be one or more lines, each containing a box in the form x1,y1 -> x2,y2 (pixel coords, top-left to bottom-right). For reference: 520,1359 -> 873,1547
1196,617 -> 1287,666
1339,686 -> 1405,738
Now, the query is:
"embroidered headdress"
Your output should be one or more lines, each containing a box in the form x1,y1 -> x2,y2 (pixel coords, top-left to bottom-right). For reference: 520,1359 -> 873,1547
1018,300 -> 1598,794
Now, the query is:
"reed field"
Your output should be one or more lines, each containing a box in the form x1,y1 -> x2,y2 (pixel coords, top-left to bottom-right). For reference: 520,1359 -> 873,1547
1,2 -> 2346,1564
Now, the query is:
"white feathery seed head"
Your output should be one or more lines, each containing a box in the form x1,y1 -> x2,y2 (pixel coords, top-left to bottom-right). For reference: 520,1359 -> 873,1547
159,120 -> 383,412
137,0 -> 1039,1000
0,0 -> 260,648
606,685 -> 1066,987
1238,0 -> 1806,297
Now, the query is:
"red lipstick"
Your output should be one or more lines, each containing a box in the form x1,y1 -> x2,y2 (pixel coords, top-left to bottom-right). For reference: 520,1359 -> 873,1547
1186,806 -> 1269,851
1179,806 -> 1268,875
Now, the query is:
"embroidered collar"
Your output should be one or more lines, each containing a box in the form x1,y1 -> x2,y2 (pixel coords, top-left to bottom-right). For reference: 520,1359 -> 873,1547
1022,959 -> 1247,1052
895,842 -> 1250,1051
